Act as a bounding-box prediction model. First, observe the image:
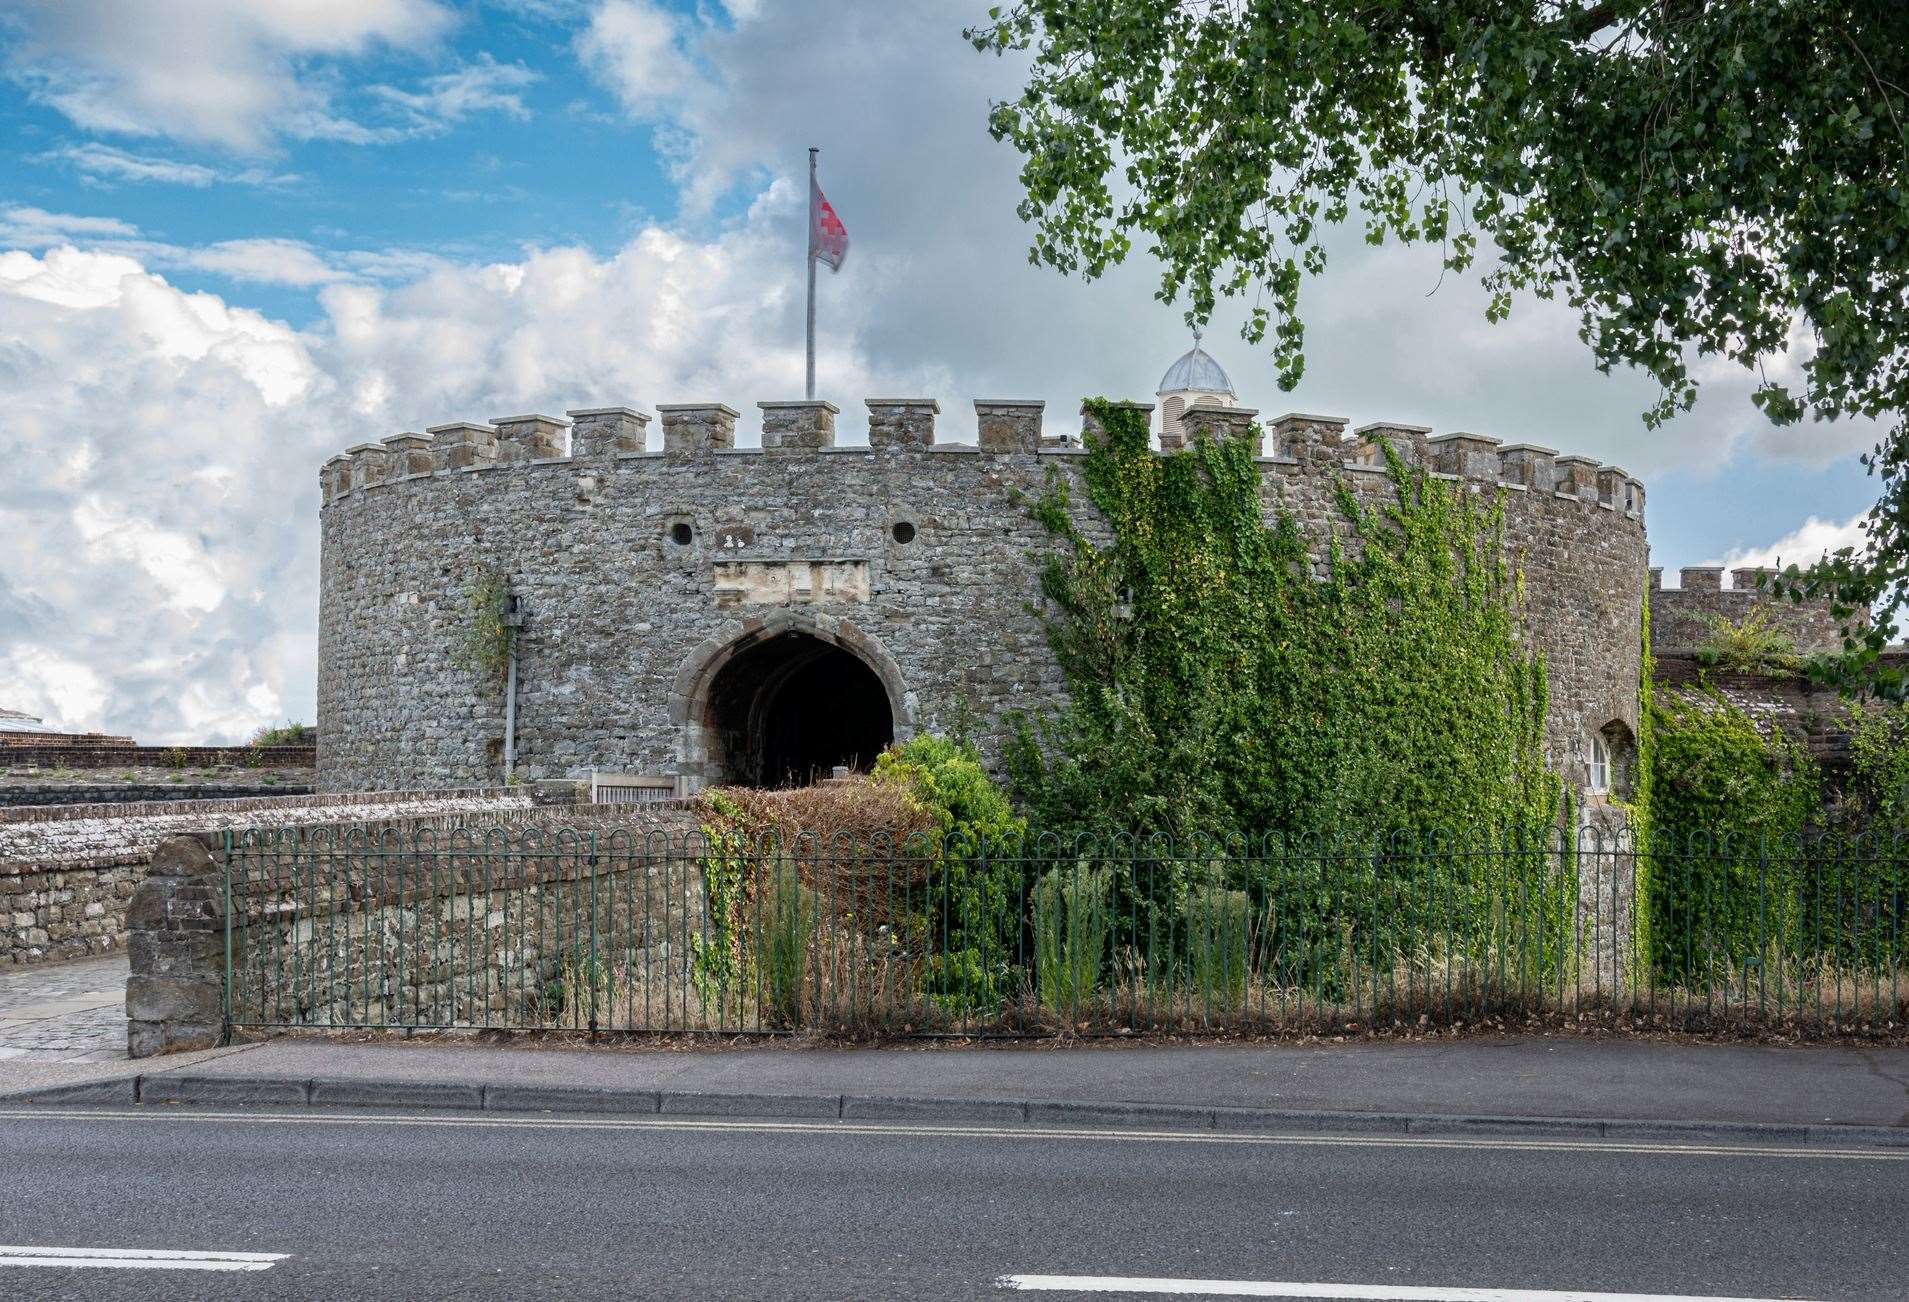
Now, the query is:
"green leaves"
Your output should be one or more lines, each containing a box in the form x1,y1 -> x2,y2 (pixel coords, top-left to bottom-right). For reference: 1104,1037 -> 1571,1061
1011,401 -> 1556,843
971,1 -> 1909,668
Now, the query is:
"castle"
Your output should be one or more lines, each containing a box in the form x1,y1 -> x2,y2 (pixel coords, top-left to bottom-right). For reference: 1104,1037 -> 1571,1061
316,345 -> 1847,807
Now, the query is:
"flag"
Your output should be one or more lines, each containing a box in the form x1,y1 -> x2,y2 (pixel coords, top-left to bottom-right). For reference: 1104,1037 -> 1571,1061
810,175 -> 849,272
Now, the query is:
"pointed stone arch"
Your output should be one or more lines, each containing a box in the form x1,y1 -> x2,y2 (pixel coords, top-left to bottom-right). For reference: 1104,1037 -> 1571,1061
671,611 -> 914,789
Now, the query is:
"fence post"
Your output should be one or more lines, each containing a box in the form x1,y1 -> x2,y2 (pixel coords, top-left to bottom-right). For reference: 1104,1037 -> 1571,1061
125,833 -> 227,1057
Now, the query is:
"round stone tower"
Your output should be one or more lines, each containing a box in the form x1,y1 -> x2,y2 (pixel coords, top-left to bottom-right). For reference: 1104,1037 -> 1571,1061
316,376 -> 1649,810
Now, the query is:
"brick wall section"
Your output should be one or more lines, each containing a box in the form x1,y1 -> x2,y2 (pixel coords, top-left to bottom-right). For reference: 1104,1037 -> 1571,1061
1651,652 -> 1892,769
0,745 -> 314,770
0,732 -> 135,750
0,785 -> 311,809
1648,567 -> 1851,656
2,790 -> 532,966
317,397 -> 1651,801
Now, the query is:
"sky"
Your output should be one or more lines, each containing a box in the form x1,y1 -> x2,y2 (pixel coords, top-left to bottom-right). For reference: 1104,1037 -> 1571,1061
0,0 -> 1886,743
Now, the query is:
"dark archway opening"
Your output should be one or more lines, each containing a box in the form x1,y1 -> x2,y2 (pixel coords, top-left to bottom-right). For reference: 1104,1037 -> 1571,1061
705,632 -> 894,787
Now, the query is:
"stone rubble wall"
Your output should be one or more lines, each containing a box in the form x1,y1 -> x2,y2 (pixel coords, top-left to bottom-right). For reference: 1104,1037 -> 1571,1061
0,744 -> 314,769
2,790 -> 531,967
317,397 -> 1653,803
1648,566 -> 1851,656
129,804 -> 702,1055
0,784 -> 312,809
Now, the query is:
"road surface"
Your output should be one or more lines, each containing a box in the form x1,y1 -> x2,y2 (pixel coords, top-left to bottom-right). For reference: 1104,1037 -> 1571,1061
0,1106 -> 1902,1299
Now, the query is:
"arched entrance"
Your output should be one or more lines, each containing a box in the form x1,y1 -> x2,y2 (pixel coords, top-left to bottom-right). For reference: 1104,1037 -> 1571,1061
675,617 -> 908,789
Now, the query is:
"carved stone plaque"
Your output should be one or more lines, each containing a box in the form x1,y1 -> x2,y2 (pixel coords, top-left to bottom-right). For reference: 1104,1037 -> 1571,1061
712,560 -> 869,608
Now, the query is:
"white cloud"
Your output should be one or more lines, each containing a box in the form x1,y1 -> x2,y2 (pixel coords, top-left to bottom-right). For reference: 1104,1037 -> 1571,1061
43,142 -> 301,188
0,206 -> 140,247
46,143 -> 218,187
0,245 -> 332,741
0,0 -> 529,153
575,0 -> 693,122
1719,512 -> 1872,572
181,239 -> 346,289
369,54 -> 540,132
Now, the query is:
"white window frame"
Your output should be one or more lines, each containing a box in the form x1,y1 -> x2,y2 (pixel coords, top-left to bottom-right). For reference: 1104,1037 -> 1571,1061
1589,734 -> 1611,794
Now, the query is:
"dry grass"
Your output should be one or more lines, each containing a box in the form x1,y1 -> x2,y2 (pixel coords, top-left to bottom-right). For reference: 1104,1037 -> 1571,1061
697,777 -> 943,930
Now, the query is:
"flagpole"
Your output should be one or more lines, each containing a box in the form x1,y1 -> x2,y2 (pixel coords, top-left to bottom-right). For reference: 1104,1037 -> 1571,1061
805,146 -> 818,401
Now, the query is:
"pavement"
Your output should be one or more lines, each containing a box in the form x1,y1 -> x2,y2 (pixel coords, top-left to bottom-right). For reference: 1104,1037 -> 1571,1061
1,1104 -> 1905,1298
4,951 -> 1908,1146
0,953 -> 127,1065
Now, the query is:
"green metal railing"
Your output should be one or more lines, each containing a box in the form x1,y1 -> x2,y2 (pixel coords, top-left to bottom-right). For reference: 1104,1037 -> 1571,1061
219,823 -> 1908,1038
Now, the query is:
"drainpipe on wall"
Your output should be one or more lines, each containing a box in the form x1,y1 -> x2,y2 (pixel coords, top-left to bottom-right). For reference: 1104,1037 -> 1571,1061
503,591 -> 524,782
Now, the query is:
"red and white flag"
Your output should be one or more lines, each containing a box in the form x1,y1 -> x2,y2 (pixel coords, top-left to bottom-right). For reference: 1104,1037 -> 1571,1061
810,174 -> 849,271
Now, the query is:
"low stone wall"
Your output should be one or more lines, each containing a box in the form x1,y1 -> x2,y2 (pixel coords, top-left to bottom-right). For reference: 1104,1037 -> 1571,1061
0,744 -> 314,770
3,789 -> 532,967
0,784 -> 312,809
130,805 -> 703,1055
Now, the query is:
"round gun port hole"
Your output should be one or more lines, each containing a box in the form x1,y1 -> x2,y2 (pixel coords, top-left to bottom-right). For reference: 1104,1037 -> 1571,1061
670,522 -> 694,546
891,521 -> 917,544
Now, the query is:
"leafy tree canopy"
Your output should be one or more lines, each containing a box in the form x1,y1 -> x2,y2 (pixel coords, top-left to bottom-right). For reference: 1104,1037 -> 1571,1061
970,1 -> 1909,679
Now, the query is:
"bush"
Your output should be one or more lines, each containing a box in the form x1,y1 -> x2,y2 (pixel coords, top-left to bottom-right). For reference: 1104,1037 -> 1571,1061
1644,691 -> 1818,980
1695,608 -> 1801,675
876,736 -> 1029,1012
248,722 -> 315,747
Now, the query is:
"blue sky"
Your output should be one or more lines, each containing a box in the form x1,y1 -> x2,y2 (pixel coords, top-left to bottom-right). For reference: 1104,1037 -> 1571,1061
0,0 -> 1883,741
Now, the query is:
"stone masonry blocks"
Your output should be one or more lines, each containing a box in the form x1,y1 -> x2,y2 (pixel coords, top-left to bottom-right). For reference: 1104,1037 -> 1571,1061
308,390 -> 1821,811
658,404 -> 739,457
866,399 -> 939,450
428,422 -> 498,472
125,833 -> 225,1057
759,400 -> 839,451
977,400 -> 1045,452
493,414 -> 572,463
568,407 -> 651,458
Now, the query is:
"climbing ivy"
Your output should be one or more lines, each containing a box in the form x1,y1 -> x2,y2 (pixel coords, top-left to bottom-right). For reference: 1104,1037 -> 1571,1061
1642,690 -> 1820,979
454,564 -> 516,691
1008,400 -> 1558,844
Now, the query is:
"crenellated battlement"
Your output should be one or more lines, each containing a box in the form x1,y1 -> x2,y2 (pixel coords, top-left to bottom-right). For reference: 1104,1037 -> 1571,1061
1647,564 -> 1854,657
317,388 -> 1650,800
318,396 -> 1646,524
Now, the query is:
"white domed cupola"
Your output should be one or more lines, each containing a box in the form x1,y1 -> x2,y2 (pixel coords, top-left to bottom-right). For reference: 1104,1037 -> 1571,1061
1156,331 -> 1236,442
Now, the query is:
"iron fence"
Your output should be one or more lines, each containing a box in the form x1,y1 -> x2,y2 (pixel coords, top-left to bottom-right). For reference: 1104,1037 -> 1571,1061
219,823 -> 1908,1037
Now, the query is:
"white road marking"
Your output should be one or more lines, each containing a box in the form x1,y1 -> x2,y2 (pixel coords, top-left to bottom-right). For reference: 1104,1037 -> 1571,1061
0,1107 -> 1901,1162
995,1276 -> 1818,1301
0,1245 -> 286,1272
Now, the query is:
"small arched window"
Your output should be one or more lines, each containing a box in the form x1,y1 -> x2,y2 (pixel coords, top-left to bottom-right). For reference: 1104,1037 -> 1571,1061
1589,734 -> 1611,794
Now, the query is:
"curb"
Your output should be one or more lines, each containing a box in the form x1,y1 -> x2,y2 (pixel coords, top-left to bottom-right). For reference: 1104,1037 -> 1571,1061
4,1074 -> 1905,1149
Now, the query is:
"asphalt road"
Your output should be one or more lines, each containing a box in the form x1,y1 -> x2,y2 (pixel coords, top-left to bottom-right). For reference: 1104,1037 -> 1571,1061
0,1107 -> 1904,1300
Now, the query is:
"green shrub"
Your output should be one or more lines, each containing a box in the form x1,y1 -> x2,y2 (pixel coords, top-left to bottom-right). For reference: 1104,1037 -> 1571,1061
1032,865 -> 1112,1013
247,721 -> 315,747
1644,690 -> 1818,980
1695,607 -> 1800,674
876,735 -> 1028,1013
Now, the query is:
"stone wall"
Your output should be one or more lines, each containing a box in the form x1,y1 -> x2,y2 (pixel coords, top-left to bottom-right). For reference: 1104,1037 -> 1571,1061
1649,566 -> 1850,656
0,784 -> 311,809
0,744 -> 314,770
3,789 -> 532,967
318,397 -> 1649,803
129,804 -> 702,1054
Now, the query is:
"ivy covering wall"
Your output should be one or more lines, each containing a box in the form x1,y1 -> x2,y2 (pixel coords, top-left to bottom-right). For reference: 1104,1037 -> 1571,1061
1641,689 -> 1819,979
1007,401 -> 1558,843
